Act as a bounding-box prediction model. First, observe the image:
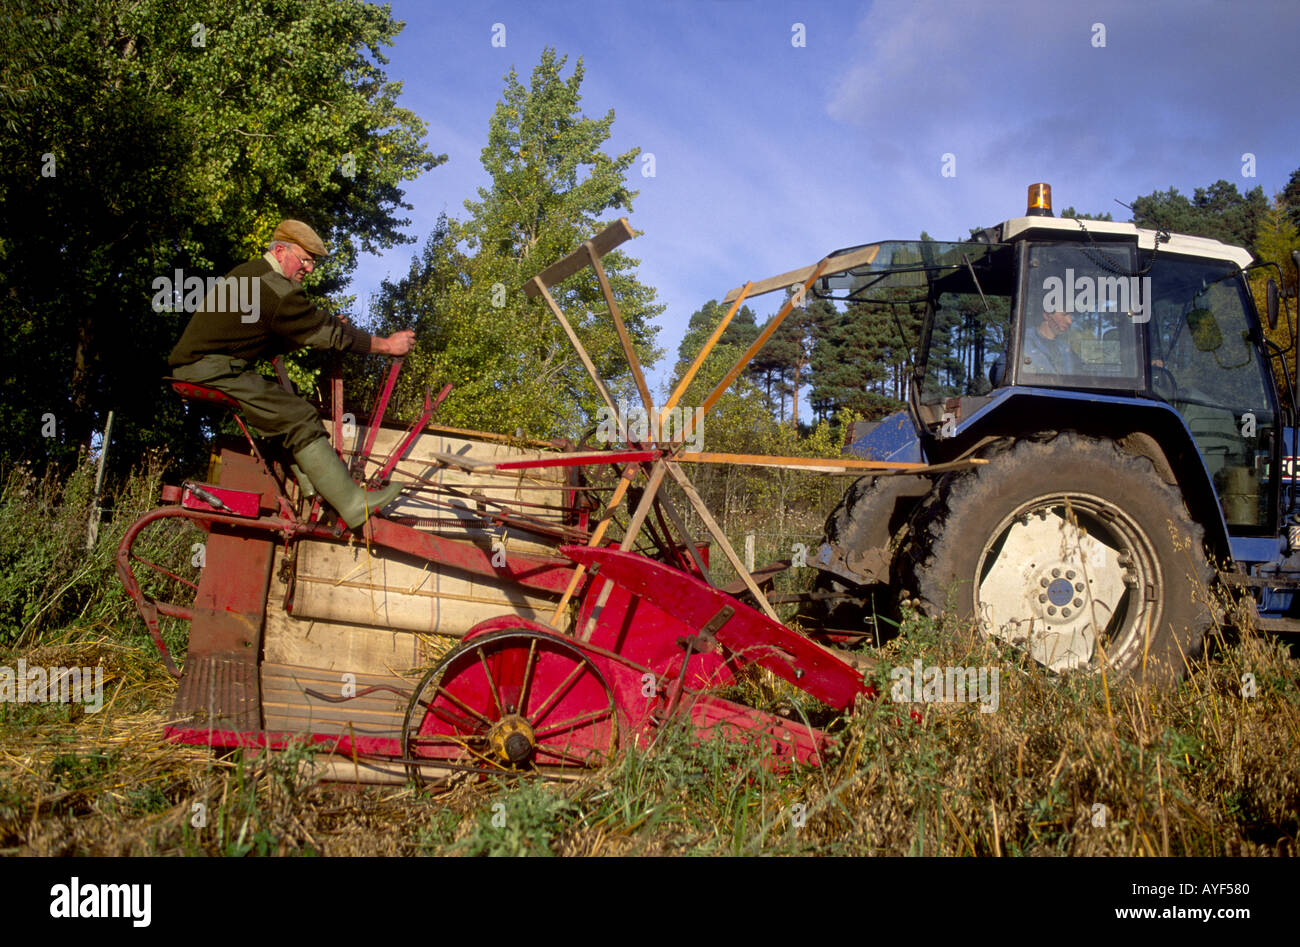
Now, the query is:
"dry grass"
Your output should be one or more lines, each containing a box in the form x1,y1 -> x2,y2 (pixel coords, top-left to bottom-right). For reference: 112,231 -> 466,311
2,459 -> 1296,856
1,613 -> 1296,857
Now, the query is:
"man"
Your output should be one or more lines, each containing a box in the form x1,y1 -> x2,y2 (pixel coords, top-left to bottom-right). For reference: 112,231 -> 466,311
168,219 -> 414,529
1021,307 -> 1081,376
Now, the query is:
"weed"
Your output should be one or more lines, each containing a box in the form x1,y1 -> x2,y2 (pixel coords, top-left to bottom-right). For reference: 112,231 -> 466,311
455,781 -> 579,856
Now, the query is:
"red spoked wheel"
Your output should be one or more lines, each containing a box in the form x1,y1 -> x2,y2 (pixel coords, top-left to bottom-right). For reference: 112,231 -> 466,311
402,629 -> 620,781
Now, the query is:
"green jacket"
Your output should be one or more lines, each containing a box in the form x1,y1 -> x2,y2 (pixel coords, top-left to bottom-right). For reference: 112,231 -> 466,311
168,257 -> 371,367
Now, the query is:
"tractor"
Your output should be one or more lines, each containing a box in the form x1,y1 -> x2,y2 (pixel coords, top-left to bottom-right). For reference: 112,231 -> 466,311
803,183 -> 1300,681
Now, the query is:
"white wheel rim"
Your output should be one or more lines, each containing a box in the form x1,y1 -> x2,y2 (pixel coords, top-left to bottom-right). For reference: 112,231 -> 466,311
974,494 -> 1161,673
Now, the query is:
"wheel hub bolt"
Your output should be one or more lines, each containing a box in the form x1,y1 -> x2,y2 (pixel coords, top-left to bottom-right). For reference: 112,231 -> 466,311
1051,568 -> 1061,578
1047,606 -> 1057,616
1066,570 -> 1076,580
1040,578 -> 1049,588
1074,582 -> 1084,592
489,715 -> 537,766
1062,607 -> 1072,618
1073,597 -> 1083,607
1039,594 -> 1047,603
504,733 -> 532,764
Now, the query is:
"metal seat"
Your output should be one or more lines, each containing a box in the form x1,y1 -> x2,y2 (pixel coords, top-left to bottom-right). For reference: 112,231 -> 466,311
161,377 -> 301,520
162,377 -> 244,412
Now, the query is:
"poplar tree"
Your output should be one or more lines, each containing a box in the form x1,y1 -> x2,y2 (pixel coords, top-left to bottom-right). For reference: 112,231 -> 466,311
377,49 -> 663,437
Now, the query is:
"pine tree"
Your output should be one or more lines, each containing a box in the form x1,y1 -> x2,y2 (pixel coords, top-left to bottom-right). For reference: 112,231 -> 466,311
375,48 -> 663,436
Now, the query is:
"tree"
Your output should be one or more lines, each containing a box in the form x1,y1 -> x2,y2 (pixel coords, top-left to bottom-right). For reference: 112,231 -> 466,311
671,299 -> 759,388
1130,180 -> 1268,254
1059,207 -> 1114,221
0,0 -> 442,475
1283,167 -> 1300,231
1248,191 -> 1300,385
372,49 -> 662,438
809,299 -> 912,422
769,295 -> 828,427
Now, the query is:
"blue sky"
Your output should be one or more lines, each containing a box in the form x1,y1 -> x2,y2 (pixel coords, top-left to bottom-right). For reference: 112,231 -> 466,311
352,0 -> 1300,399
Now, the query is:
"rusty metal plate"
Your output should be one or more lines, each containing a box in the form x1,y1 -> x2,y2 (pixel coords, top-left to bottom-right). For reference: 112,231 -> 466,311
170,651 -> 260,732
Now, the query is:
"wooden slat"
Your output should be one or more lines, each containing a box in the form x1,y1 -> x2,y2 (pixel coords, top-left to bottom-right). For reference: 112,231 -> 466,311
483,449 -> 657,471
698,259 -> 830,425
618,460 -> 668,552
263,546 -> 422,675
676,451 -> 927,471
291,539 -> 566,636
532,278 -> 620,415
587,241 -> 655,418
721,244 -> 881,302
348,426 -> 567,556
550,463 -> 639,623
422,423 -> 557,449
523,218 -> 636,296
675,453 -> 989,476
662,460 -> 780,622
663,282 -> 752,418
260,662 -> 412,737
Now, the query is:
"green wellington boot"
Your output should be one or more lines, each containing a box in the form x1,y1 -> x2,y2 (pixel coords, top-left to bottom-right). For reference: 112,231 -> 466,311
292,437 -> 403,529
289,462 -> 317,498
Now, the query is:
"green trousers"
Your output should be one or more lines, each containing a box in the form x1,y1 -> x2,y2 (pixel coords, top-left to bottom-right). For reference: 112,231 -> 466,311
171,354 -> 326,453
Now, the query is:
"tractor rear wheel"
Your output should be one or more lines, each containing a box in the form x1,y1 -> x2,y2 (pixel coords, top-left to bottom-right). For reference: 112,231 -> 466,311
897,433 -> 1213,683
806,473 -> 930,645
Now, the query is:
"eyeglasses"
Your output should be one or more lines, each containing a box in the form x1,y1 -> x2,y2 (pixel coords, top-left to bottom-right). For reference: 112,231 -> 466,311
293,252 -> 315,272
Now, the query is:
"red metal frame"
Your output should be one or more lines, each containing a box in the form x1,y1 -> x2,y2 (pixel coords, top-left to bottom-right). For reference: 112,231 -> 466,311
120,361 -> 875,775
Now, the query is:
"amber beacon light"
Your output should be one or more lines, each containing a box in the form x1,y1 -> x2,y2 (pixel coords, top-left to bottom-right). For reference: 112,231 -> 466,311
1026,182 -> 1053,217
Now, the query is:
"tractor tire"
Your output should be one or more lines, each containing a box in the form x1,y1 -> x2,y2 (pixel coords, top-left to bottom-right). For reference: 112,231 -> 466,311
807,473 -> 931,644
897,433 -> 1214,683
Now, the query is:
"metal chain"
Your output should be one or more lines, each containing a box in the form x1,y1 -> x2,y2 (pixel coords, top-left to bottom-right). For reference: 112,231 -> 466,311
1072,215 -> 1169,277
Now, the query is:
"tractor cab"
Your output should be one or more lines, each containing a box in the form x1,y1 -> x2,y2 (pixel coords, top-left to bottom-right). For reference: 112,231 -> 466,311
815,184 -> 1289,542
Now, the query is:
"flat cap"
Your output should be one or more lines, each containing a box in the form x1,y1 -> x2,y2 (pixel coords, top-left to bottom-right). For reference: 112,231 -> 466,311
273,219 -> 327,257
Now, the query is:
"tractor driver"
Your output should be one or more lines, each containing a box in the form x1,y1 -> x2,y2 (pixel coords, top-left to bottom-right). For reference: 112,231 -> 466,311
1021,306 -> 1081,376
167,219 -> 415,530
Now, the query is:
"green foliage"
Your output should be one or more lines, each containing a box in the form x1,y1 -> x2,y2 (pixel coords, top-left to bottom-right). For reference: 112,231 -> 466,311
0,450 -> 198,649
1130,180 -> 1269,254
1059,206 -> 1114,221
1284,168 -> 1300,232
0,0 -> 442,477
370,49 -> 662,438
455,782 -> 580,856
180,742 -> 320,857
1248,194 -> 1300,383
810,299 -> 915,422
671,299 -> 759,389
49,751 -> 115,792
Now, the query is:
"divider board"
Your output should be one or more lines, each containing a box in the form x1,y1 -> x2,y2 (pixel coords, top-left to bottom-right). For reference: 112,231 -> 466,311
263,546 -> 423,676
289,538 -> 569,636
260,661 -> 413,740
337,426 -> 571,558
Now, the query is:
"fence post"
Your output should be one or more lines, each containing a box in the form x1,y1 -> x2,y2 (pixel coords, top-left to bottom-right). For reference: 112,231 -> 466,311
85,410 -> 113,550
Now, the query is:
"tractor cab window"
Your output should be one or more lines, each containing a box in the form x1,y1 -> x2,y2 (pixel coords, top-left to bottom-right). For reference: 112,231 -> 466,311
813,240 -> 1015,407
1147,256 -> 1276,531
1014,244 -> 1145,388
